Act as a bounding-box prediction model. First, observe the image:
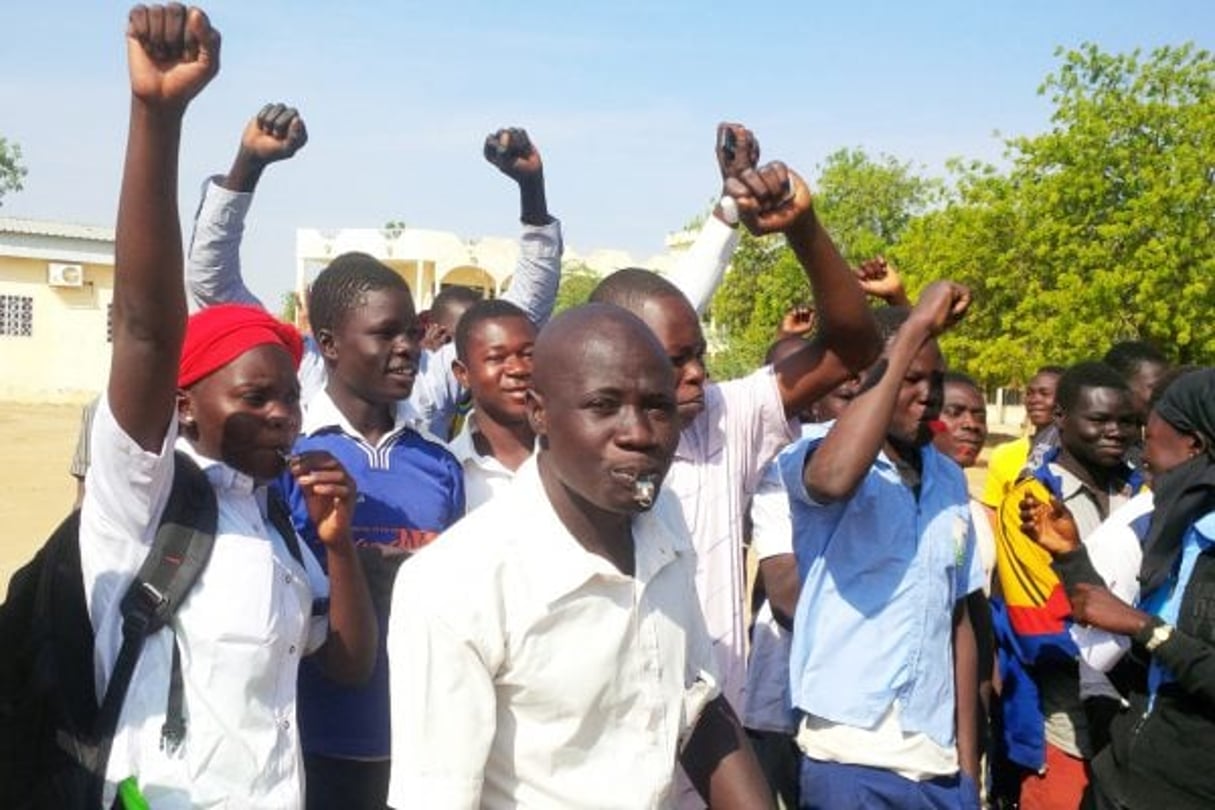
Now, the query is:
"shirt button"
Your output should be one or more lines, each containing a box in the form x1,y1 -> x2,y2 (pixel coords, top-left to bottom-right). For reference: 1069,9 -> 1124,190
284,573 -> 294,585
280,719 -> 291,732
288,645 -> 297,655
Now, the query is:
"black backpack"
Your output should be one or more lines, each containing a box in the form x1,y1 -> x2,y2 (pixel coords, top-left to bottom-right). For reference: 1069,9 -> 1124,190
0,451 -> 218,809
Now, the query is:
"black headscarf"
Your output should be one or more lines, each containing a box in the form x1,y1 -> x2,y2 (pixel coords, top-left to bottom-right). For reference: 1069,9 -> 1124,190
1139,368 -> 1215,594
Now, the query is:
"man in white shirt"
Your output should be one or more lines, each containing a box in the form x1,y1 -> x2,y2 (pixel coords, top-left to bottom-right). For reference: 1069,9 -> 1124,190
589,128 -> 881,718
387,304 -> 772,809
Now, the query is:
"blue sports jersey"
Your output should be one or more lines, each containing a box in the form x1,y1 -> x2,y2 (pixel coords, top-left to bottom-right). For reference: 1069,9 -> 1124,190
277,413 -> 465,759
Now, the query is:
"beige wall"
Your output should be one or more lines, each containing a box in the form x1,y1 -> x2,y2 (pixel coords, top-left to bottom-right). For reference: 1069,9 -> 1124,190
0,256 -> 113,402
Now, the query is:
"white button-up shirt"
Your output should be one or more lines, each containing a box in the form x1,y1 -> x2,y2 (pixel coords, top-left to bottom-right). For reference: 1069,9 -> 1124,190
386,457 -> 720,809
447,413 -> 523,513
663,367 -> 798,714
81,396 -> 328,808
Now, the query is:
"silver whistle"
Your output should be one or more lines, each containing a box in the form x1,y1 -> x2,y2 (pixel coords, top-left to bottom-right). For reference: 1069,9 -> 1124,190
632,476 -> 656,509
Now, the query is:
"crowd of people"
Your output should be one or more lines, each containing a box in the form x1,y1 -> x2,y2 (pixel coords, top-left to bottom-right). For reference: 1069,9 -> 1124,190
30,5 -> 1214,810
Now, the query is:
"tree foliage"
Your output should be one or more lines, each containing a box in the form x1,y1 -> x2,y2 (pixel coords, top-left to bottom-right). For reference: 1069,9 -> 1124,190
705,42 -> 1214,385
0,137 -> 27,207
553,260 -> 601,314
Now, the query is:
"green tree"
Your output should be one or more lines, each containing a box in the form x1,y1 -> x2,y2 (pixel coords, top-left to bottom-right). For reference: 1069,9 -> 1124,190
553,260 -> 601,314
0,137 -> 27,207
895,42 -> 1215,384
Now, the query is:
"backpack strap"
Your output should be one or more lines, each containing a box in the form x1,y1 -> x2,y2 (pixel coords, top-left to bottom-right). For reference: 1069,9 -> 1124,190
92,451 -> 217,760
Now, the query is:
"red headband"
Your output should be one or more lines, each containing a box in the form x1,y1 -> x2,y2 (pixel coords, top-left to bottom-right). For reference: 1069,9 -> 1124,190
178,304 -> 304,388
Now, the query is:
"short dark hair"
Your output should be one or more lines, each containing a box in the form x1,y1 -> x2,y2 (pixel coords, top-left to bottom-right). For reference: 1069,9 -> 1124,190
1034,365 -> 1066,378
873,306 -> 912,345
1102,341 -> 1167,378
455,299 -> 531,362
944,371 -> 982,395
431,285 -> 483,325
1055,361 -> 1129,412
309,252 -> 411,334
589,267 -> 685,312
764,335 -> 806,366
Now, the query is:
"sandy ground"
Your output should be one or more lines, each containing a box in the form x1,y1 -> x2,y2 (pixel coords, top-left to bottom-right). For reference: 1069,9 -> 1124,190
0,399 -> 1010,595
0,401 -> 83,591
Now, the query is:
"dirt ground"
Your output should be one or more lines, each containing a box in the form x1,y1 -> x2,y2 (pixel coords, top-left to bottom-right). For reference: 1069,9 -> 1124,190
0,399 -> 1009,593
0,401 -> 83,590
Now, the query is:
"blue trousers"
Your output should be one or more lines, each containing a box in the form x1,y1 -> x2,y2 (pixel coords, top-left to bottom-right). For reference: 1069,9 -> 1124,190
799,757 -> 980,810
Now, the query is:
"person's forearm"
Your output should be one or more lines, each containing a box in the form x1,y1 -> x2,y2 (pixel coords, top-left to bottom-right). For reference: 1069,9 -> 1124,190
319,538 -> 378,685
221,146 -> 267,193
667,214 -> 740,315
111,99 -> 188,450
680,696 -> 774,809
185,177 -> 261,312
953,601 -> 981,783
802,321 -> 929,501
518,174 -> 551,226
760,554 -> 801,630
502,220 -> 562,327
785,213 -> 880,372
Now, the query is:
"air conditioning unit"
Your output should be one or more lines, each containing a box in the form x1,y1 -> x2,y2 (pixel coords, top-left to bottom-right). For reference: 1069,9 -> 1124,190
48,262 -> 85,287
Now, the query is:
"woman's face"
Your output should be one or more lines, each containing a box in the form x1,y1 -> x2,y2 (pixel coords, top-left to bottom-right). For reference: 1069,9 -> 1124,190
1142,409 -> 1202,478
179,344 -> 302,482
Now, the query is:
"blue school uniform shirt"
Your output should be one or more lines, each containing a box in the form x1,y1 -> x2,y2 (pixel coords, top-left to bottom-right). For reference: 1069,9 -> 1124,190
780,422 -> 984,749
277,390 -> 465,759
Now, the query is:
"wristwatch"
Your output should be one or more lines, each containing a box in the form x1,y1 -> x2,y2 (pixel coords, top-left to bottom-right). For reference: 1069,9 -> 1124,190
1135,618 -> 1175,652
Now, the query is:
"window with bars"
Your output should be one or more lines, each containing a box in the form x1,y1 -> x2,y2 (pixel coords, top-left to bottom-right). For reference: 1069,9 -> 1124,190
0,295 -> 33,337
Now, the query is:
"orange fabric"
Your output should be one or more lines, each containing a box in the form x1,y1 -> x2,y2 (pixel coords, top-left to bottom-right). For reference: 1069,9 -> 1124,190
1020,742 -> 1088,810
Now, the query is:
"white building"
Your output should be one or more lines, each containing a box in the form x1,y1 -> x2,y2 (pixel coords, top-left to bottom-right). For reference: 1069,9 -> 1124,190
0,217 -> 115,402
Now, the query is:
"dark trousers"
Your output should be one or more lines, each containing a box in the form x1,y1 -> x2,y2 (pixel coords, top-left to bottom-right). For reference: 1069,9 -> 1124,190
746,728 -> 801,809
304,754 -> 391,810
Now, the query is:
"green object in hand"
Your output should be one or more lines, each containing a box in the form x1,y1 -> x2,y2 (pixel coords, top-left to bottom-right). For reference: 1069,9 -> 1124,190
117,776 -> 150,810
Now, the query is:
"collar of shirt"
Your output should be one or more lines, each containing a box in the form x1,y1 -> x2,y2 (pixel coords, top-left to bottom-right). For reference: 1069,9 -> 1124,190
447,411 -> 517,472
511,456 -> 691,607
301,387 -> 425,446
174,434 -> 260,500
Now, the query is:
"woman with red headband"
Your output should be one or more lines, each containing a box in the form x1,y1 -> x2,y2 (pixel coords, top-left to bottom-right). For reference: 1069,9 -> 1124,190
79,7 -> 375,807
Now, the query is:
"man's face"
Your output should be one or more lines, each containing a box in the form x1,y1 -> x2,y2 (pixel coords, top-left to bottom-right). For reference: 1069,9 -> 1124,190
933,381 -> 988,468
1057,386 -> 1138,471
635,294 -> 708,428
1024,371 -> 1061,429
453,315 -> 536,426
530,328 -> 680,515
810,377 -> 861,423
886,340 -> 946,448
180,344 -> 302,482
321,287 -> 421,406
1127,360 -> 1168,419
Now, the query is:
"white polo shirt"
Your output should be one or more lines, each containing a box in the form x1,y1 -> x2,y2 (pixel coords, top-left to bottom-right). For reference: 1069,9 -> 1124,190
386,457 -> 720,809
80,396 -> 328,809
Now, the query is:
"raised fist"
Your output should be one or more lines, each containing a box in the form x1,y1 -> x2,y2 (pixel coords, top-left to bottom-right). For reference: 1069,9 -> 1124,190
723,161 -> 813,235
241,103 -> 308,164
855,257 -> 908,305
126,4 -> 220,109
910,280 -> 970,337
483,127 -> 542,182
716,122 -> 760,180
779,305 -> 816,338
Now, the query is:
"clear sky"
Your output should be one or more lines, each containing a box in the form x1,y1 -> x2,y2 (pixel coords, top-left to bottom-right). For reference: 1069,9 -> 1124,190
1,1 -> 1210,304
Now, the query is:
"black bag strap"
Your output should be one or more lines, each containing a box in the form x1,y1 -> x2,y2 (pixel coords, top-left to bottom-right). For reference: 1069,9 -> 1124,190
91,451 -> 217,765
266,488 -> 305,566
